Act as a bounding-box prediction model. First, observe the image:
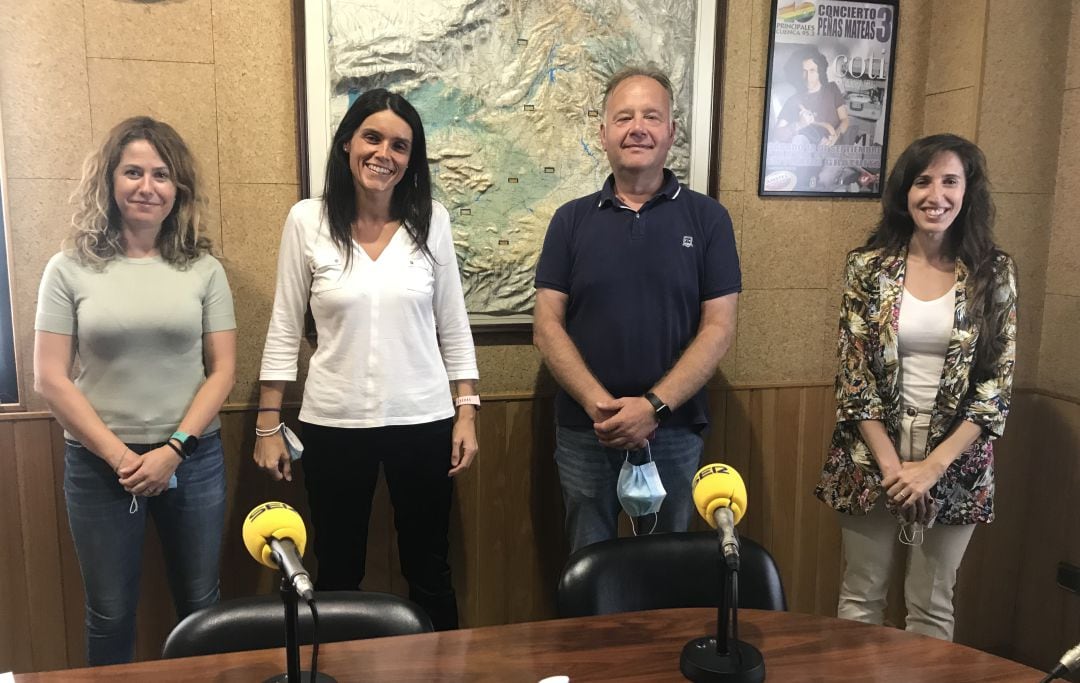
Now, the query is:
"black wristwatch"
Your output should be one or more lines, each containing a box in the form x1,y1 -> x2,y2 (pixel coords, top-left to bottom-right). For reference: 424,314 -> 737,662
644,392 -> 671,423
169,431 -> 199,459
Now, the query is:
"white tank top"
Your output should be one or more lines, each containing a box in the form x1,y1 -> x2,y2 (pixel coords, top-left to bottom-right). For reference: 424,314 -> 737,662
898,286 -> 955,410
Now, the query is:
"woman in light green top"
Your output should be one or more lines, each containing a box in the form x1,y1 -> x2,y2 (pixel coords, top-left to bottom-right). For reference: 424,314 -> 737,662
33,116 -> 236,665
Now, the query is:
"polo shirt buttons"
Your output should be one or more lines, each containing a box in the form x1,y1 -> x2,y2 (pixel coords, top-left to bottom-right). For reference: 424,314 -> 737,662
905,406 -> 917,417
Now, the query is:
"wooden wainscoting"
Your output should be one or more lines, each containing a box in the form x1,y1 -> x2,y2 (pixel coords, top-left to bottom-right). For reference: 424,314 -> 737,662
0,387 -> 1074,675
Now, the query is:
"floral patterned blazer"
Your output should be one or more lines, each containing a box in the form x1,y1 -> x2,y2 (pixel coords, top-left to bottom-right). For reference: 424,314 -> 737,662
815,247 -> 1017,525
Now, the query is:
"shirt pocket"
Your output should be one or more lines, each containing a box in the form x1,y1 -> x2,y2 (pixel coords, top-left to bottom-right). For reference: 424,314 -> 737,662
403,256 -> 435,296
309,253 -> 347,295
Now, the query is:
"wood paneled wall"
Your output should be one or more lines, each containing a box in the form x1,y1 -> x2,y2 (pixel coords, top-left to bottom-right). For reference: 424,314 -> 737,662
1,387 -> 1077,675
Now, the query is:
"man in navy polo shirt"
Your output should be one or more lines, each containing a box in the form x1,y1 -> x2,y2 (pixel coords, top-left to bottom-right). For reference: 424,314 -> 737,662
534,66 -> 741,552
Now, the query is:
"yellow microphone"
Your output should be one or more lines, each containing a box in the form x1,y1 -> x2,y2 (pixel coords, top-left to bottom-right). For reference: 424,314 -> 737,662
243,502 -> 314,601
692,463 -> 748,569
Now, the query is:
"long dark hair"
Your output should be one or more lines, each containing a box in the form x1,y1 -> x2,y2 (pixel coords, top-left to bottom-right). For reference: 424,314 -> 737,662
322,89 -> 433,269
865,133 -> 1014,380
785,48 -> 831,91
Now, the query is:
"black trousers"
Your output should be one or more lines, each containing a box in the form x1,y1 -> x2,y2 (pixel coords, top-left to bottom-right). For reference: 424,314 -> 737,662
300,418 -> 458,630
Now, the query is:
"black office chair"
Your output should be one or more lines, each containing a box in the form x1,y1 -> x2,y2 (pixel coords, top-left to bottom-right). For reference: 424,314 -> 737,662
161,591 -> 433,659
557,531 -> 787,618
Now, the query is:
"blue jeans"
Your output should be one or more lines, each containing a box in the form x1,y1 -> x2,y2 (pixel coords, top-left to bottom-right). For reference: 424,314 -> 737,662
554,425 -> 705,553
64,432 -> 226,665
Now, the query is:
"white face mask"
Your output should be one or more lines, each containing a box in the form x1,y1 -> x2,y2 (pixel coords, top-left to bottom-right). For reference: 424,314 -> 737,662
898,521 -> 925,546
616,442 -> 667,535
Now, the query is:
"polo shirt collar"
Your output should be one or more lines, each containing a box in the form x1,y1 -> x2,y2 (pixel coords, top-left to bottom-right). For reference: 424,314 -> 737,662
597,169 -> 682,208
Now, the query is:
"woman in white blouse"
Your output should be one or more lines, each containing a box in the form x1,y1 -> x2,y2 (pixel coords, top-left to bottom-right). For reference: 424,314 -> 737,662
254,89 -> 479,630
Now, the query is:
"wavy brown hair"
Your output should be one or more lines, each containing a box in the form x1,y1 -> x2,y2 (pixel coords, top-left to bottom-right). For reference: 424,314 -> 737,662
69,116 -> 211,269
865,133 -> 1014,380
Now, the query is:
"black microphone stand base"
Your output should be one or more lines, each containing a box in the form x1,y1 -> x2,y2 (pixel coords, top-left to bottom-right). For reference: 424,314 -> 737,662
263,674 -> 336,683
680,637 -> 765,683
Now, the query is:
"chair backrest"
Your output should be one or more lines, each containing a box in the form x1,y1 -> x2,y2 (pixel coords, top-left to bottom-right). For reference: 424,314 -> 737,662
161,591 -> 433,659
557,531 -> 787,618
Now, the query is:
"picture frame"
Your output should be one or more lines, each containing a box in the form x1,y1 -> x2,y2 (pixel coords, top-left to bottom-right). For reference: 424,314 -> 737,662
0,97 -> 20,407
293,0 -> 725,327
758,0 -> 899,198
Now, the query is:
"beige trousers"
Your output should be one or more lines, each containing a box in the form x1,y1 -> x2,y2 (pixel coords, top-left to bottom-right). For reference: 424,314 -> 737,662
836,407 -> 976,641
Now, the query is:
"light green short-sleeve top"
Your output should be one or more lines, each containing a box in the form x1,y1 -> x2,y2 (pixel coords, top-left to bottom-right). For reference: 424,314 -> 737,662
35,252 -> 236,443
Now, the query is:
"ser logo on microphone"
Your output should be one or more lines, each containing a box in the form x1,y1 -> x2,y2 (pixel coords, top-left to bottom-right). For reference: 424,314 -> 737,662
246,501 -> 292,522
693,463 -> 730,485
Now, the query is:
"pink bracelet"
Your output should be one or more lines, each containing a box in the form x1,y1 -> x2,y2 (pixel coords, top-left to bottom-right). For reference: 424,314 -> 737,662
454,395 -> 481,409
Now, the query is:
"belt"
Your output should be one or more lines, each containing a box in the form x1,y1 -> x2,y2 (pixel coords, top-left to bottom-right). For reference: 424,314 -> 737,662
902,405 -> 933,417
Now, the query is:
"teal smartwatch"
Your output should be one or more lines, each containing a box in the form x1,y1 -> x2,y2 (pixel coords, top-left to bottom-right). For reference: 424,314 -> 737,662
169,431 -> 199,459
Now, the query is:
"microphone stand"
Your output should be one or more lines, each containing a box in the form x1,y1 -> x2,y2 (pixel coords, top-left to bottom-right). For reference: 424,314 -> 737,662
265,576 -> 336,683
679,530 -> 765,682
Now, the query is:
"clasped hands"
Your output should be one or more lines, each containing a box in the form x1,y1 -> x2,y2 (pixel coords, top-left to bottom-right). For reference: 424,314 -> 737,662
881,459 -> 944,525
590,396 -> 658,450
117,445 -> 180,497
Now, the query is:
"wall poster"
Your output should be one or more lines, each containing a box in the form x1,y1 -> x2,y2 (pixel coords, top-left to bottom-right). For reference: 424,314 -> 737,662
759,0 -> 899,198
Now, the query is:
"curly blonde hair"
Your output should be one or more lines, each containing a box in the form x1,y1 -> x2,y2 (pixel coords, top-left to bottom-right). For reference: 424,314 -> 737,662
69,116 -> 211,269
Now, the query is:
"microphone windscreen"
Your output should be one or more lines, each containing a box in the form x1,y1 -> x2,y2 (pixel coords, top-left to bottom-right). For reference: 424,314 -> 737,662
242,502 -> 308,569
692,463 -> 747,528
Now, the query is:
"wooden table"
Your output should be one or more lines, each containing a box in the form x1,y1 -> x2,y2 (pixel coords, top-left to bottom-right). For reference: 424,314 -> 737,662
15,608 -> 1046,682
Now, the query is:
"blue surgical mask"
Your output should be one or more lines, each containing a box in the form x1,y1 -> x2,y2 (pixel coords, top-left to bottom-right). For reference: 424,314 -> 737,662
617,442 -> 666,534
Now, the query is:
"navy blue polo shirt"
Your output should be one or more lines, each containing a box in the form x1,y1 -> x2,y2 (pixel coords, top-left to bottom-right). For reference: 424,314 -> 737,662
535,169 -> 741,428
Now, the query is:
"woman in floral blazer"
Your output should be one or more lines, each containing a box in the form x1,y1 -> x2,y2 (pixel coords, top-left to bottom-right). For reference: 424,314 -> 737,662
815,134 -> 1017,641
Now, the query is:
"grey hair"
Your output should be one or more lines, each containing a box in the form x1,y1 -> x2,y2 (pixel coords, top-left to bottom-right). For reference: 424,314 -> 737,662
601,66 -> 675,115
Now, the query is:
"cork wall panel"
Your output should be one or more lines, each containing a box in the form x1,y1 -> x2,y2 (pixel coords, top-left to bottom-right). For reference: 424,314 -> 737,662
83,0 -> 214,64
883,0 -> 930,168
925,1 -> 987,95
717,0 -> 753,193
5,178 -> 79,412
824,199 -> 878,292
1046,89 -> 1080,297
475,344 -> 549,396
0,0 -> 92,180
739,195 -> 834,290
923,87 -> 978,140
977,0 -> 1071,195
993,193 -> 1051,387
218,182 -> 301,403
735,288 -> 830,383
748,0 -> 772,88
212,0 -> 298,185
